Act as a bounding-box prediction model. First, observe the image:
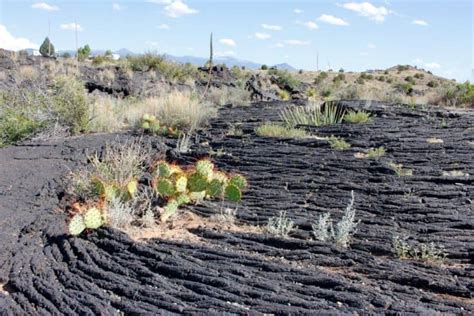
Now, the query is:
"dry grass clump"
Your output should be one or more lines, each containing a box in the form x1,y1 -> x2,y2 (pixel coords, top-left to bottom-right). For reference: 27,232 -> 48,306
327,136 -> 351,150
18,66 -> 39,82
256,123 -> 309,138
207,86 -> 251,107
344,110 -> 373,124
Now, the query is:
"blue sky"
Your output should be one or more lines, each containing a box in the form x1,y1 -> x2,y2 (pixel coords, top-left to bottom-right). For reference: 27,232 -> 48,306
0,0 -> 472,81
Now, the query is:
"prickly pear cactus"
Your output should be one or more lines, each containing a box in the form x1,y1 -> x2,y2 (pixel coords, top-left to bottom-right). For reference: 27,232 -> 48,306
225,184 -> 242,202
83,207 -> 104,229
212,171 -> 228,183
229,174 -> 247,190
207,179 -> 224,197
103,184 -> 121,202
127,180 -> 138,198
157,161 -> 171,178
175,175 -> 188,193
141,121 -> 151,130
196,159 -> 214,178
189,191 -> 206,202
156,178 -> 175,196
187,173 -> 208,192
160,200 -> 179,222
176,193 -> 191,205
69,214 -> 86,236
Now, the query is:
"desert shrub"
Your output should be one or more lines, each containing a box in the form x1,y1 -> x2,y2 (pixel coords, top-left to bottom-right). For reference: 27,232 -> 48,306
230,66 -> 251,81
366,146 -> 386,158
51,75 -> 89,134
306,87 -> 318,99
405,76 -> 416,85
19,66 -> 39,81
386,78 -> 393,84
0,107 -> 44,147
256,123 -> 309,138
92,55 -> 114,65
127,53 -> 165,72
344,110 -> 372,124
384,70 -> 389,75
266,211 -> 297,238
336,85 -> 359,100
320,88 -> 332,98
356,77 -> 365,85
377,76 -> 385,82
207,86 -> 251,107
359,73 -> 373,80
339,68 -> 344,73
273,70 -> 299,91
437,82 -> 474,107
393,236 -> 446,263
394,82 -> 413,95
414,73 -> 424,79
312,191 -> 359,248
327,136 -> 351,150
387,162 -> 413,177
280,102 -> 345,127
314,71 -> 328,85
397,65 -> 410,72
77,45 -> 91,61
279,89 -> 290,101
298,69 -> 304,74
427,80 -> 438,88
333,73 -> 345,83
261,64 -> 268,70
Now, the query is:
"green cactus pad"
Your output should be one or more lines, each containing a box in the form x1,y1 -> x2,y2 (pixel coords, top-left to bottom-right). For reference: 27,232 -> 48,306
104,184 -> 121,201
160,200 -> 179,222
141,121 -> 150,130
143,113 -> 156,122
207,179 -> 224,198
225,184 -> 242,202
150,121 -> 161,134
157,162 -> 171,178
189,191 -> 206,202
176,193 -> 191,205
196,159 -> 214,178
187,173 -> 208,192
69,214 -> 86,236
83,207 -> 104,229
127,180 -> 138,198
212,171 -> 228,183
156,178 -> 175,196
229,174 -> 248,190
175,175 -> 188,193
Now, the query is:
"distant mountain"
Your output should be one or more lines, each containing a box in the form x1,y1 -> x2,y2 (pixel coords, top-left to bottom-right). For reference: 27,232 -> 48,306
272,63 -> 296,71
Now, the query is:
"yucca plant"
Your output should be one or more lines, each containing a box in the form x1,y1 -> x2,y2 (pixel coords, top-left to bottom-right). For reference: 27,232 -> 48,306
279,101 -> 345,128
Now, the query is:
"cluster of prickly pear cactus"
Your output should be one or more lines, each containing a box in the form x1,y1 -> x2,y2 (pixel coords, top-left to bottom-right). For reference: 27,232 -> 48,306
140,114 -> 179,137
153,159 -> 248,222
91,177 -> 138,202
68,206 -> 106,236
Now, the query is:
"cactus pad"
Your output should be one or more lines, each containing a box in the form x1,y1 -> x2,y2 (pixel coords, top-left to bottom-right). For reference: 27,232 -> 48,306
175,175 -> 188,193
176,193 -> 191,205
141,121 -> 150,130
189,191 -> 206,202
83,207 -> 104,229
196,159 -> 214,178
127,180 -> 138,198
160,200 -> 179,222
229,174 -> 248,190
207,179 -> 224,198
225,184 -> 242,202
212,171 -> 228,183
156,178 -> 175,196
157,162 -> 171,178
187,173 -> 208,192
69,214 -> 86,236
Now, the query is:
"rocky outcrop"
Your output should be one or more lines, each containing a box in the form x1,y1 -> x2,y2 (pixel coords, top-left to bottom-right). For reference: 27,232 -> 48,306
0,101 -> 473,314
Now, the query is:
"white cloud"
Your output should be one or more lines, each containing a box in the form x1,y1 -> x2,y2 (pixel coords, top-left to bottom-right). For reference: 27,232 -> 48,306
294,9 -> 303,14
112,3 -> 123,11
304,21 -> 319,30
284,40 -> 310,46
317,14 -> 349,26
0,24 -> 38,51
368,43 -> 376,49
412,58 -> 423,64
157,24 -> 170,29
219,38 -> 236,47
254,32 -> 271,40
261,24 -> 282,31
275,43 -> 285,48
412,19 -> 428,26
215,50 -> 235,57
32,2 -> 59,11
340,2 -> 390,22
60,23 -> 83,32
424,62 -> 441,69
164,0 -> 198,18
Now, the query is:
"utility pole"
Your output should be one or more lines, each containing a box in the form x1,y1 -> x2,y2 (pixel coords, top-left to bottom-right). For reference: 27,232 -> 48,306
48,17 -> 51,56
316,51 -> 319,72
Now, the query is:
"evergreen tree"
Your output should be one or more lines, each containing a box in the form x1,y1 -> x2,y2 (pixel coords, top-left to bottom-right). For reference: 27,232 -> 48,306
39,37 -> 55,57
77,45 -> 91,61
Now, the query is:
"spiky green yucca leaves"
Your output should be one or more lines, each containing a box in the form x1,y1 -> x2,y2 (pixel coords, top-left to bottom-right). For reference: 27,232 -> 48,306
69,214 -> 86,236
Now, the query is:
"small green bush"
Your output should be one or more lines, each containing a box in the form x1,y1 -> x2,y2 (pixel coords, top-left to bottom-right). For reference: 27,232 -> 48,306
261,64 -> 268,70
333,73 -> 345,83
314,72 -> 328,85
327,136 -> 351,150
395,82 -> 413,95
427,80 -> 438,88
0,108 -> 43,147
414,73 -> 424,79
256,123 -> 309,138
344,110 -> 372,124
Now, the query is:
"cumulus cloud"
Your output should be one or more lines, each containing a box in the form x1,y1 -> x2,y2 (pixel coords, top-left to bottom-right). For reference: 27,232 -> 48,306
317,14 -> 349,26
164,0 -> 198,18
60,23 -> 83,32
304,21 -> 319,30
112,3 -> 123,11
254,32 -> 271,40
157,24 -> 170,29
0,24 -> 38,51
294,9 -> 303,14
275,43 -> 285,48
219,38 -> 236,47
284,40 -> 310,46
340,2 -> 390,22
412,19 -> 428,26
147,0 -> 172,4
261,24 -> 282,31
31,2 -> 59,11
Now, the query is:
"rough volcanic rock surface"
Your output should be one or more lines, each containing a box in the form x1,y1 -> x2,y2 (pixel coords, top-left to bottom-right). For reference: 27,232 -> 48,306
1,101 -> 473,314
